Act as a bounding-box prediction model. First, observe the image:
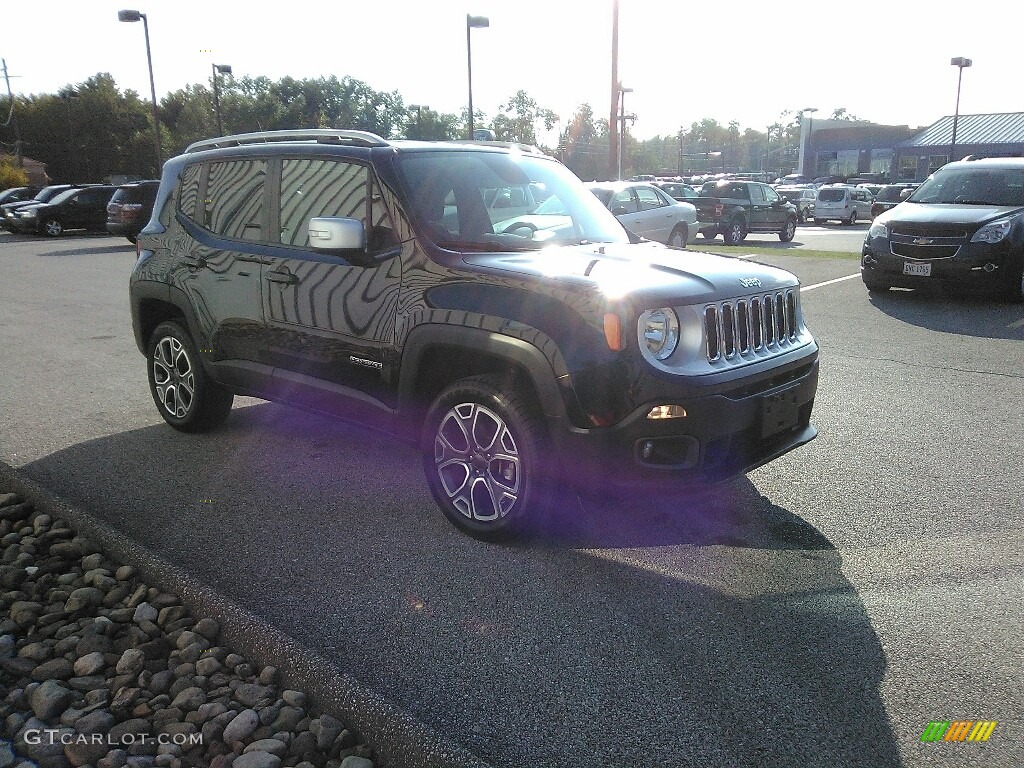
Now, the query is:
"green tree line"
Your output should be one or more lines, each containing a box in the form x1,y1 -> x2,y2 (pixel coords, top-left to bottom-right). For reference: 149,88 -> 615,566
0,69 -> 857,186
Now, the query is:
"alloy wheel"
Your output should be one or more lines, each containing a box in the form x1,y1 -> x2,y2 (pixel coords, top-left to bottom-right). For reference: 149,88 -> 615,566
152,336 -> 195,419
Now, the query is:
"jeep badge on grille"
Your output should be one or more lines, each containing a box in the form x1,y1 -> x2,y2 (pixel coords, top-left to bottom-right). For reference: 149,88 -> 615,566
739,277 -> 762,288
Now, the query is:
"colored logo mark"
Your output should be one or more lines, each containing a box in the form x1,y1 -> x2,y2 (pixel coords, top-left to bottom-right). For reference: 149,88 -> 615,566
920,721 -> 997,742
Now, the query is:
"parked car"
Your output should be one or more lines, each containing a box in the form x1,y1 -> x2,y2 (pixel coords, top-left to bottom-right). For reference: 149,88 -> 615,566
12,185 -> 117,236
861,156 -> 1024,300
870,183 -> 918,219
776,173 -> 813,186
106,180 -> 160,242
0,186 -> 42,207
1,184 -> 81,231
692,180 -> 799,244
586,181 -> 698,247
777,186 -> 816,223
856,183 -> 884,197
130,129 -> 819,539
813,185 -> 873,225
655,181 -> 699,202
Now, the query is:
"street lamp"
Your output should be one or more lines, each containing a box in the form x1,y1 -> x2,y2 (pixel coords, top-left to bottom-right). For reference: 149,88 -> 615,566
211,63 -> 232,136
466,14 -> 489,139
950,57 -> 972,161
798,107 -> 817,178
118,9 -> 162,173
617,85 -> 633,180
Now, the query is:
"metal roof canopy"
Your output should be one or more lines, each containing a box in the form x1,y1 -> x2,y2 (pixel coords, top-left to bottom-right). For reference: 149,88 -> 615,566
901,112 -> 1024,147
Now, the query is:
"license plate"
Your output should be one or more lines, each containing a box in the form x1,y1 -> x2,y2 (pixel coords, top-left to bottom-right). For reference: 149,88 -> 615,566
903,261 -> 931,277
761,386 -> 801,439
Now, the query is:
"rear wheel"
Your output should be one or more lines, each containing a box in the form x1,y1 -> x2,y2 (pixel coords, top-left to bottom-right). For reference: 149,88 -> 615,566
422,374 -> 552,540
147,321 -> 233,432
722,218 -> 747,246
779,218 -> 797,242
846,211 -> 857,225
813,218 -> 825,225
667,225 -> 688,249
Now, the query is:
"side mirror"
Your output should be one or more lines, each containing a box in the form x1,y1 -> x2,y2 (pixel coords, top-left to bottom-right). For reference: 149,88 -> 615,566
899,188 -> 913,200
308,216 -> 382,266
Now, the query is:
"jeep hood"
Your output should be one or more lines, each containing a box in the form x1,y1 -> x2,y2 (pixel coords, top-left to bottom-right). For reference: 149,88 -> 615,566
462,242 -> 798,303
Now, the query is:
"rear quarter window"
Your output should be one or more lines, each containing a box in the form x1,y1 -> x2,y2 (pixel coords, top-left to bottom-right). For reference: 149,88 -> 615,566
817,188 -> 847,203
177,164 -> 201,220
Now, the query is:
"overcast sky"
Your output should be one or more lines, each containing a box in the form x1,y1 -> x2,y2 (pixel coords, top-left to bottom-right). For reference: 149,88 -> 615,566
3,0 -> 1017,142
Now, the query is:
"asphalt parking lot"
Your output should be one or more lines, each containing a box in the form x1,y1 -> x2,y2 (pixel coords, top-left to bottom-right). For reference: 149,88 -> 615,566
1,231 -> 1021,767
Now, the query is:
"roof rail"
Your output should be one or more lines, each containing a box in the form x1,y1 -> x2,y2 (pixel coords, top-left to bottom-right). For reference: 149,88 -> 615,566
185,129 -> 390,153
962,152 -> 1024,161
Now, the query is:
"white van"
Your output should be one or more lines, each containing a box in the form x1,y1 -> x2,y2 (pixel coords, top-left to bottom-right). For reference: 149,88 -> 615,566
813,185 -> 873,224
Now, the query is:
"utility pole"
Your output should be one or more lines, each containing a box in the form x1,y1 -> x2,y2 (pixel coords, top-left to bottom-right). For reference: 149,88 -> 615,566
1,58 -> 23,167
608,0 -> 619,181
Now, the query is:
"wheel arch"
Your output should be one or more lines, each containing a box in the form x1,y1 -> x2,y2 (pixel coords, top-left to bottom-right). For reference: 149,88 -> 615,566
396,325 -> 572,441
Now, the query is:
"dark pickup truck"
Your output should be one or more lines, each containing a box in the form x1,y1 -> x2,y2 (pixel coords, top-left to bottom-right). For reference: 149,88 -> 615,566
696,180 -> 799,245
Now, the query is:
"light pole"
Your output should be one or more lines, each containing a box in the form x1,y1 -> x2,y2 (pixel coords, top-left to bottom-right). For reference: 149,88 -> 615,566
118,9 -> 162,173
798,107 -> 817,178
212,63 -> 232,136
466,14 -> 489,139
617,85 -> 633,180
950,57 -> 972,162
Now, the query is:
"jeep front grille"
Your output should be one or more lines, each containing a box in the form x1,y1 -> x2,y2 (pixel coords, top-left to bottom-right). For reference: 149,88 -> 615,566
705,290 -> 799,363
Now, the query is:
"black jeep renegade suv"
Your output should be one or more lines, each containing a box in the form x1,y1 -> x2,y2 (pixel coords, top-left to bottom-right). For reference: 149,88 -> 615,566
129,130 -> 819,539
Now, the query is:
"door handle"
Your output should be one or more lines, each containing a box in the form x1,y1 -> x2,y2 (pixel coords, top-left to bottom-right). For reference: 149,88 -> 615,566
265,270 -> 298,285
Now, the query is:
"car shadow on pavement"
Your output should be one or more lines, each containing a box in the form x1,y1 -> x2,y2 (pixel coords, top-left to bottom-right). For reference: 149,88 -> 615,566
19,402 -> 902,768
868,287 -> 1024,340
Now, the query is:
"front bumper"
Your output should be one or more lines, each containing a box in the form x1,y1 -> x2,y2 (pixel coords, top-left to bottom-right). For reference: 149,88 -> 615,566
861,236 -> 1021,293
555,353 -> 819,489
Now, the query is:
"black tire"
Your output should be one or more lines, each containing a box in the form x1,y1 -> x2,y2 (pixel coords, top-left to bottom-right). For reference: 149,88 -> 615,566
699,229 -> 715,240
667,225 -> 688,249
42,219 -> 63,237
813,218 -> 825,226
147,320 -> 233,432
846,211 -> 857,226
421,374 -> 552,540
862,273 -> 891,293
779,217 -> 797,242
126,235 -> 138,244
722,218 -> 747,246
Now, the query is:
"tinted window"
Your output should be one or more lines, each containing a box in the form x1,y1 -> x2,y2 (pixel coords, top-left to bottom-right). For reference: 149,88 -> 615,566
611,188 -> 638,213
280,158 -> 369,247
817,188 -> 847,203
910,167 -> 1024,206
205,159 -> 266,240
178,164 -> 202,220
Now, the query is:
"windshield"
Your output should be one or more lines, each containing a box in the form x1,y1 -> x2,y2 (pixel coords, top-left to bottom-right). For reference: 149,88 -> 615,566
47,188 -> 81,205
394,150 -> 628,251
34,187 -> 71,203
909,167 -> 1024,206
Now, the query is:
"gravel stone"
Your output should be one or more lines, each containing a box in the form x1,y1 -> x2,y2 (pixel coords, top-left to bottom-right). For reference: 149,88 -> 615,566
243,741 -> 286,758
132,603 -> 158,624
339,758 -> 373,768
115,649 -> 145,676
65,587 -> 104,612
312,715 -> 343,752
233,685 -> 273,709
231,753 -> 281,768
74,709 -> 116,734
73,652 -> 106,677
170,687 -> 206,712
29,680 -> 75,721
222,709 -> 259,745
32,657 -> 75,681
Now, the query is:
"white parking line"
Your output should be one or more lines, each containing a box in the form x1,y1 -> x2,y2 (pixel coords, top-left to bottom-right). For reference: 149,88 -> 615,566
801,273 -> 861,292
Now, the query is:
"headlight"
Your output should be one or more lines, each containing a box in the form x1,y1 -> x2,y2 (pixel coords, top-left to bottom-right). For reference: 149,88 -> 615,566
971,216 -> 1015,244
639,308 -> 679,361
868,220 -> 888,239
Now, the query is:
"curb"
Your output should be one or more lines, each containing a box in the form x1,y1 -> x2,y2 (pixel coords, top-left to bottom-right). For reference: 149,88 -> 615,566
0,461 -> 492,768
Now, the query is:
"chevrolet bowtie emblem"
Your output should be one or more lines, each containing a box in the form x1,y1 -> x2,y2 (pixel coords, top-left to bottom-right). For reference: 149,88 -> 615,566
913,237 -> 934,245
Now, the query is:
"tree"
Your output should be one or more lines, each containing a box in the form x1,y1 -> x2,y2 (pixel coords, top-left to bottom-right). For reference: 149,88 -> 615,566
490,90 -> 557,145
830,108 -> 860,121
0,156 -> 29,190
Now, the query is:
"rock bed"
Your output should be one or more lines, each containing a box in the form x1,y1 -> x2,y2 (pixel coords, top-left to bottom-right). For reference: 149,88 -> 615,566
0,491 -> 375,768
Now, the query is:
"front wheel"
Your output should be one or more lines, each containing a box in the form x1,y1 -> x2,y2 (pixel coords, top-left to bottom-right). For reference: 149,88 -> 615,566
667,225 -> 688,249
846,211 -> 857,225
779,218 -> 797,242
1002,259 -> 1024,303
42,219 -> 63,237
147,321 -> 233,432
813,218 -> 825,226
722,219 -> 747,246
422,375 -> 552,540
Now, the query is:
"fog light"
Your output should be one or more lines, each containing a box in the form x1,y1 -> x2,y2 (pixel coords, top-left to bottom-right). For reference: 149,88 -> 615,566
640,440 -> 655,460
647,405 -> 687,420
